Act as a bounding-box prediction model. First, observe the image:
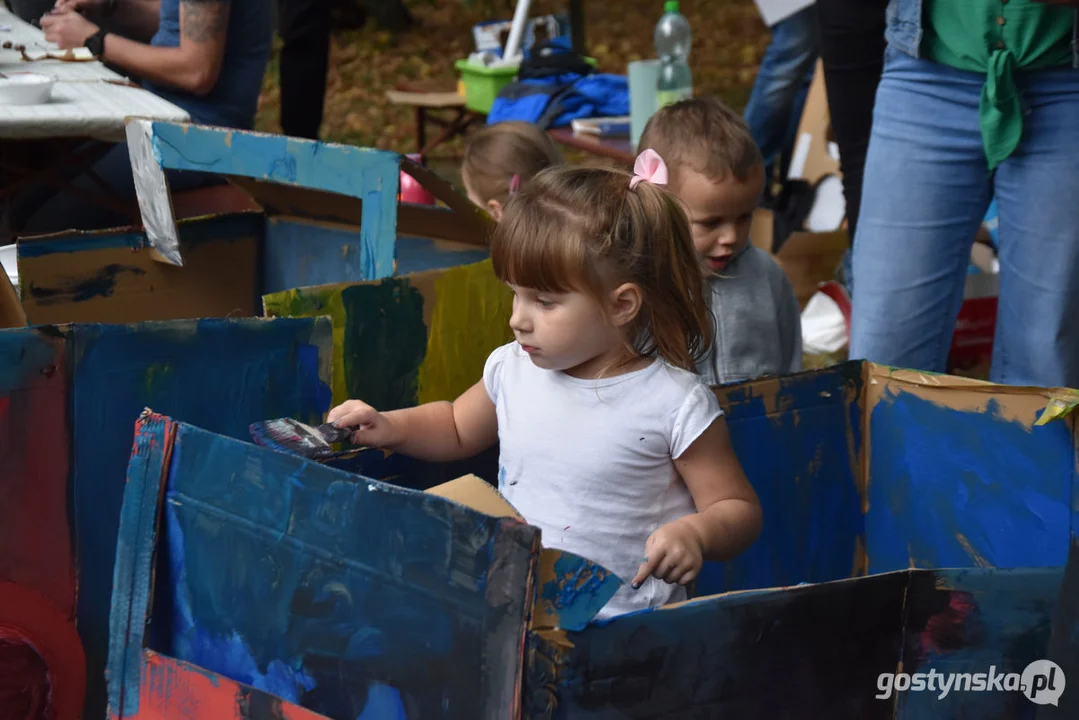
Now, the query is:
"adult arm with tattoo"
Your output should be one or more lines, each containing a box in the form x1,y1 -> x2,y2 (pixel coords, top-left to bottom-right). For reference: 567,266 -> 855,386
42,0 -> 229,96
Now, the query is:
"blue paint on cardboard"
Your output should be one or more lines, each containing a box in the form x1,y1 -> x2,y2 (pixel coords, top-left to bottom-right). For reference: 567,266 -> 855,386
107,412 -> 173,718
0,327 -> 58,391
541,553 -> 622,632
17,213 -> 263,259
866,389 -> 1075,574
395,236 -> 489,276
263,218 -> 380,293
124,422 -> 536,718
356,684 -> 407,720
696,363 -> 865,596
144,122 -> 398,278
76,318 -> 332,718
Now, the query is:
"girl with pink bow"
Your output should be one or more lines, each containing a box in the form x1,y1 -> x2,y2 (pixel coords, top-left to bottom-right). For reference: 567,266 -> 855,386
328,153 -> 762,620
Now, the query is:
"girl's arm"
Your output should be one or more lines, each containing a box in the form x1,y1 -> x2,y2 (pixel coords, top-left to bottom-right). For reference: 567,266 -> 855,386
675,417 -> 763,560
632,416 -> 762,588
326,380 -> 499,463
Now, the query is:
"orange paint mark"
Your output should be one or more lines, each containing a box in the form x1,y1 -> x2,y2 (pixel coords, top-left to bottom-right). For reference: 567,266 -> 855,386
119,652 -> 329,720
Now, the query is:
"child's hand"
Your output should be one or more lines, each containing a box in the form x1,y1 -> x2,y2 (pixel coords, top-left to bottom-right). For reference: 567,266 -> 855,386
630,518 -> 704,589
326,400 -> 398,448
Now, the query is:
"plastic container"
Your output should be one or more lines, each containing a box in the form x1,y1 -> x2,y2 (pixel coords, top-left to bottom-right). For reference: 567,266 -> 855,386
454,59 -> 520,114
654,0 -> 692,108
0,72 -> 56,106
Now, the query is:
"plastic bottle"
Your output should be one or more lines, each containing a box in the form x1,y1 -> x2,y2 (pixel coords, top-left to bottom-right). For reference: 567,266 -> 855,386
654,0 -> 692,109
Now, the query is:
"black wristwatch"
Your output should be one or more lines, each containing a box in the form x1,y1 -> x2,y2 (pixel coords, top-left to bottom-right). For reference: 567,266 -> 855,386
84,29 -> 108,58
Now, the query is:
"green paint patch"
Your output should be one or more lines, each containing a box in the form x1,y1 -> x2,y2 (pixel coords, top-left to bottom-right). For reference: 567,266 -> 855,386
265,278 -> 427,409
341,280 -> 427,411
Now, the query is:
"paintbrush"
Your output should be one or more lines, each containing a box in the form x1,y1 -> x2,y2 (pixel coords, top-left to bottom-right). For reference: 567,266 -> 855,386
249,418 -> 354,460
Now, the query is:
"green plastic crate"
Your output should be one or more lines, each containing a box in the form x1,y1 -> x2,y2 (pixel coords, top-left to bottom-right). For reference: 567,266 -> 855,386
455,59 -> 520,114
455,56 -> 599,115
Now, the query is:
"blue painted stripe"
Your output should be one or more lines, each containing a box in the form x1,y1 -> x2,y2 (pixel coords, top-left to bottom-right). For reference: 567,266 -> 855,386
106,413 -> 172,718
18,213 -> 264,259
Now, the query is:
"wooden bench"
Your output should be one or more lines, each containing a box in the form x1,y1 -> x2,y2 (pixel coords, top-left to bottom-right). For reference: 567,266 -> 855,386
385,79 -> 485,158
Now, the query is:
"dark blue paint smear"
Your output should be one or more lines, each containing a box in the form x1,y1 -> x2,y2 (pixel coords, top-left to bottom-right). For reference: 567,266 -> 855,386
71,318 -> 332,718
696,364 -> 864,596
394,236 -> 489,276
150,424 -> 534,719
528,567 -> 1061,719
866,389 -> 1076,574
26,263 -> 147,305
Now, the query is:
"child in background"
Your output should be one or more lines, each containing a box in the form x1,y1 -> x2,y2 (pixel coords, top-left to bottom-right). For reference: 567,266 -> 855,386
328,156 -> 762,620
461,121 -> 563,221
639,97 -> 802,385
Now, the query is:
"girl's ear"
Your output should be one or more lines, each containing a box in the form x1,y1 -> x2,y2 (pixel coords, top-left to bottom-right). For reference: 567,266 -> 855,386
486,199 -> 504,222
607,282 -> 643,328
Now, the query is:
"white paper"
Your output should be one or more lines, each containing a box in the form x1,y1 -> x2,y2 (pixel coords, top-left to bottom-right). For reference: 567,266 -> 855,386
753,0 -> 816,27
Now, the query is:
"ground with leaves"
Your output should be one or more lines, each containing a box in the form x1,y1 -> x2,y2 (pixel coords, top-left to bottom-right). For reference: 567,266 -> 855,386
255,0 -> 770,155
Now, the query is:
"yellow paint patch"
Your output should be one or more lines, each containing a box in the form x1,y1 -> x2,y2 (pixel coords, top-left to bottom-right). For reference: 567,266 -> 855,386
955,532 -> 991,568
416,260 -> 513,404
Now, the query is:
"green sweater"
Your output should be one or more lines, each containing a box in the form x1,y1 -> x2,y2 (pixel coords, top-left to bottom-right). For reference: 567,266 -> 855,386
923,0 -> 1073,170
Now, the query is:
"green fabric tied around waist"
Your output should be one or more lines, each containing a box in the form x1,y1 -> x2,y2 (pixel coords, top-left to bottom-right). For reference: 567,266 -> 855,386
923,0 -> 1074,171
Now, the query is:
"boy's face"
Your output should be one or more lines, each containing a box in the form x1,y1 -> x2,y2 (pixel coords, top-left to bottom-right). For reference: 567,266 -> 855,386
672,165 -> 764,274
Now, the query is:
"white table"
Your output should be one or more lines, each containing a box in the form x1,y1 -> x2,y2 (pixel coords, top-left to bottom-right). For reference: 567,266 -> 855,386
0,5 -> 189,142
0,5 -> 191,239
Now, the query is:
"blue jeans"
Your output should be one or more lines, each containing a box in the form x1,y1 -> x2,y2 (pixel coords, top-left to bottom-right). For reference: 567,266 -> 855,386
851,47 -> 1079,388
743,5 -> 820,181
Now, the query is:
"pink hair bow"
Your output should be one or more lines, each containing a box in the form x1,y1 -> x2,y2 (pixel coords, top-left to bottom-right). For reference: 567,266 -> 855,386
629,149 -> 669,190
509,173 -> 521,195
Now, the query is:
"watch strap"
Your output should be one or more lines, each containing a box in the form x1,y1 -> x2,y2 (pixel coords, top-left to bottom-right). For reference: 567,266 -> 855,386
84,29 -> 108,58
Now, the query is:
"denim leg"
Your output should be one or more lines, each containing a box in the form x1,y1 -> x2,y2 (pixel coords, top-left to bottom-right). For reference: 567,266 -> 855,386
990,67 -> 1079,388
850,49 -> 992,373
743,5 -> 821,175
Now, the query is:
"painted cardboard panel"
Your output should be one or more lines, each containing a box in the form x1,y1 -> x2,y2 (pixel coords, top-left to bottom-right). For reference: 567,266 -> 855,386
72,318 -> 333,718
17,214 -> 262,326
524,566 -> 1064,719
127,120 -> 491,273
864,368 -> 1079,575
0,327 -> 74,615
109,414 -> 540,720
699,361 -> 864,596
263,258 -> 514,409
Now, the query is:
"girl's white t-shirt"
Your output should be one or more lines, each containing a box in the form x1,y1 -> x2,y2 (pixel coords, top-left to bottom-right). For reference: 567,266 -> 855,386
482,341 -> 723,620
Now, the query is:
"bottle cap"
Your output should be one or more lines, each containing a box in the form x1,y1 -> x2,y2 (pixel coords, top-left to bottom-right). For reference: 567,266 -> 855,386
664,0 -> 679,12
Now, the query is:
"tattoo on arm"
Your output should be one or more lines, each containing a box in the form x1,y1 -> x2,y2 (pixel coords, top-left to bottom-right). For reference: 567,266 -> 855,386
180,0 -> 229,43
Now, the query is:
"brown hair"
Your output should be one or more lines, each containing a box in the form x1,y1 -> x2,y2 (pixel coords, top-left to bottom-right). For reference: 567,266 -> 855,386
638,96 -> 764,187
491,164 -> 712,372
462,121 -> 563,206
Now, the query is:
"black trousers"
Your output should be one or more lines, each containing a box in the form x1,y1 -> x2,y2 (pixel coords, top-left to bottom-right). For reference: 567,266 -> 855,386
815,0 -> 889,244
278,0 -> 332,140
